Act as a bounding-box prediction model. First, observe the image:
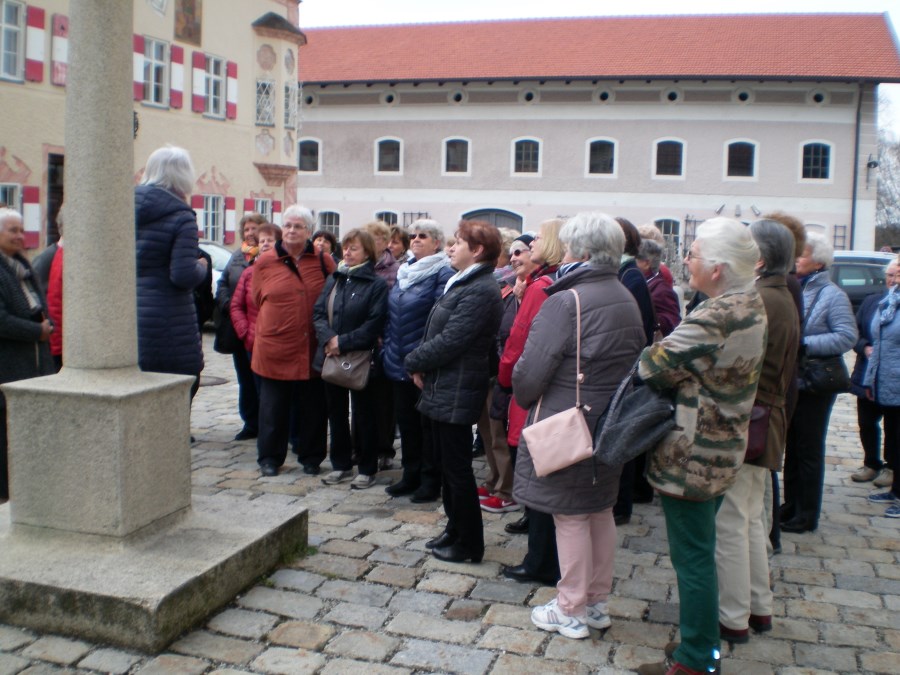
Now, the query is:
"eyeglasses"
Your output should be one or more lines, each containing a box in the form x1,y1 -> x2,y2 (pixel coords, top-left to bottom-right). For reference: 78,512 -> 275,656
510,249 -> 528,257
412,233 -> 430,239
686,250 -> 703,262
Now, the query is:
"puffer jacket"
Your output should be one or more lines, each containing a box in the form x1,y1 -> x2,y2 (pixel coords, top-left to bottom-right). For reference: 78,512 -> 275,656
382,258 -> 454,382
850,291 -> 883,398
216,247 -> 251,310
312,261 -> 389,371
639,287 -> 767,500
619,258 -> 655,346
230,264 -> 260,352
134,184 -> 206,376
404,264 -> 502,425
512,265 -> 645,515
251,239 -> 336,380
0,252 -> 53,385
800,270 -> 857,359
864,290 -> 900,406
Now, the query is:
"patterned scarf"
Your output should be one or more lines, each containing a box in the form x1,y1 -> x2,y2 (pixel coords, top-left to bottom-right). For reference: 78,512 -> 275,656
242,241 -> 259,260
880,287 -> 900,325
0,251 -> 42,311
396,252 -> 449,291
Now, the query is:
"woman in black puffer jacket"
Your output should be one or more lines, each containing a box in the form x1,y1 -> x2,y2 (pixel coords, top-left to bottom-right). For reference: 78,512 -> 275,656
313,229 -> 389,490
405,220 -> 503,564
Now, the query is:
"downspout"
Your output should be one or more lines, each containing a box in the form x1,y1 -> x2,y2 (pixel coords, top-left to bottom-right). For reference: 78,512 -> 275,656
849,81 -> 864,249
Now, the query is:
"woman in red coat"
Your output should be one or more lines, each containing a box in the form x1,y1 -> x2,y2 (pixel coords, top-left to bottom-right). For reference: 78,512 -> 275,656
231,224 -> 280,355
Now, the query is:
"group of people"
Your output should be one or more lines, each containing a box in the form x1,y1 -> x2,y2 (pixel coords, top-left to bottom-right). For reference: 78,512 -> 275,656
3,142 -> 897,675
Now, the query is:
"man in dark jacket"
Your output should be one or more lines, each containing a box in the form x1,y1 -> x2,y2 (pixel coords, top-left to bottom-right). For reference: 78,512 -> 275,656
0,208 -> 55,501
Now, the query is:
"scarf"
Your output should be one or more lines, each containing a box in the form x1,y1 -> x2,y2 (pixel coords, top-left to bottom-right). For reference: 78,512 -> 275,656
242,241 -> 259,260
337,261 -> 368,275
880,287 -> 900,325
0,251 -> 42,311
557,261 -> 587,278
396,252 -> 449,291
445,261 -> 488,294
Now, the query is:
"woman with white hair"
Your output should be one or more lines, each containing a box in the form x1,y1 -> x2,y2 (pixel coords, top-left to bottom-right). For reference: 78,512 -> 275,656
636,218 -> 768,675
781,231 -> 857,533
135,145 -> 207,393
512,212 -> 645,639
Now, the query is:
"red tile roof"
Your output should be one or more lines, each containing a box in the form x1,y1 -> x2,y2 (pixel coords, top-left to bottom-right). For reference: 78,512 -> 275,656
300,14 -> 900,84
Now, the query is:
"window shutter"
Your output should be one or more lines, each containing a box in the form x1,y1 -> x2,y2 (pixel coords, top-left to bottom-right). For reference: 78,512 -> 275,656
23,186 -> 41,249
272,201 -> 282,226
224,197 -> 236,244
192,51 -> 206,113
169,45 -> 184,109
226,61 -> 238,119
132,34 -> 144,101
50,14 -> 68,86
25,6 -> 46,83
191,195 -> 204,238
242,199 -> 255,214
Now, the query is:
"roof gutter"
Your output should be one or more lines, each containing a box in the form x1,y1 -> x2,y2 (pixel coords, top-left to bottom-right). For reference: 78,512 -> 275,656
850,82 -> 863,248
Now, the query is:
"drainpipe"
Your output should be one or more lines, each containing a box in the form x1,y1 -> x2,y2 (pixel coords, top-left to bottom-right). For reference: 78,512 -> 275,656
849,81 -> 864,249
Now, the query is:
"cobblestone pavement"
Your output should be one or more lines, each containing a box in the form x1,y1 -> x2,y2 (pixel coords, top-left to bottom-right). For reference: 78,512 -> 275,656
1,334 -> 899,674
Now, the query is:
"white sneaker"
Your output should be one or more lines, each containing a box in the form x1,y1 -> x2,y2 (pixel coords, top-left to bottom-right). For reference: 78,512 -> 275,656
586,600 -> 611,629
321,470 -> 353,486
874,468 -> 894,488
531,598 -> 589,639
350,474 -> 376,490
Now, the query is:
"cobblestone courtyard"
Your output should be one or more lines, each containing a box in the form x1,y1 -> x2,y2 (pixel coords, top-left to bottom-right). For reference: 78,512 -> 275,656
1,334 -> 898,674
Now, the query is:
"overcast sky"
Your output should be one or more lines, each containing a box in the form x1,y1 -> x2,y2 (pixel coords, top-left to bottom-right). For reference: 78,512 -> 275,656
297,0 -> 900,137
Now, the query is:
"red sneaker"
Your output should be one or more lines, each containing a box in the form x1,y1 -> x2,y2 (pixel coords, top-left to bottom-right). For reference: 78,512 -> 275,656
481,496 -> 522,513
477,486 -> 491,501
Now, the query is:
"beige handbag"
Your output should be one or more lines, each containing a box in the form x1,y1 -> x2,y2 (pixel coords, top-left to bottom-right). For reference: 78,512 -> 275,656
521,289 -> 593,477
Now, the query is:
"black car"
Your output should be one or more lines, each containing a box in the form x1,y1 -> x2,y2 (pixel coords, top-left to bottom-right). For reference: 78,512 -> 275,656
829,251 -> 896,312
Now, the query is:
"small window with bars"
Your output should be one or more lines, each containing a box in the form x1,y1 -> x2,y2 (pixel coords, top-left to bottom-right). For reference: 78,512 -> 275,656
726,141 -> 756,178
375,211 -> 398,226
655,140 -> 684,177
299,139 -> 320,173
202,195 -> 223,242
832,224 -> 848,251
444,139 -> 469,174
802,142 -> 831,180
256,80 -> 275,126
284,82 -> 298,129
0,183 -> 20,210
376,139 -> 402,173
588,140 -> 616,175
318,211 -> 340,237
143,37 -> 169,106
0,0 -> 25,82
204,55 -> 225,117
513,139 -> 540,175
253,199 -> 272,222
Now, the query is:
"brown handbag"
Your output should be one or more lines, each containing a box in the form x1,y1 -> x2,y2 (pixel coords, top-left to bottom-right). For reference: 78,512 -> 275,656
522,289 -> 594,477
320,284 -> 372,391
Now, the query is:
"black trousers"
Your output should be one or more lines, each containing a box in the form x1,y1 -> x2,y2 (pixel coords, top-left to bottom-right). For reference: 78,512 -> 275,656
426,418 -> 483,552
783,390 -> 837,528
325,381 -> 378,476
883,405 -> 900,495
393,380 -> 440,492
233,349 -> 259,434
257,376 -> 327,468
857,396 -> 895,471
522,508 -> 561,581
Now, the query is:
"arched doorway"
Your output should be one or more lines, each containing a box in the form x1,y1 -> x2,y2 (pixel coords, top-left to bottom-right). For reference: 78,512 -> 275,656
462,208 -> 523,232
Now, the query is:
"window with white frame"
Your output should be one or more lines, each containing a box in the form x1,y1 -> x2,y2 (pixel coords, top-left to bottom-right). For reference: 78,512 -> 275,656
376,138 -> 402,174
802,142 -> 831,180
726,141 -> 756,178
318,211 -> 340,237
375,211 -> 398,226
253,199 -> 272,222
202,195 -> 223,242
0,0 -> 24,81
204,55 -> 225,117
513,139 -> 541,175
298,139 -> 320,173
587,139 -> 616,175
284,82 -> 298,129
255,80 -> 275,126
654,140 -> 684,177
0,183 -> 20,210
142,37 -> 169,106
443,138 -> 469,174
655,218 -> 681,252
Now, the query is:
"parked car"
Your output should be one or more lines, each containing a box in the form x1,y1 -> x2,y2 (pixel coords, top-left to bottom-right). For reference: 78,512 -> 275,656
199,240 -> 232,326
830,251 -> 897,312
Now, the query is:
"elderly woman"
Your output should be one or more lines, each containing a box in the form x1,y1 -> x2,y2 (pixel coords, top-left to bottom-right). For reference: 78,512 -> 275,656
636,218 -> 767,675
405,220 -> 503,563
0,208 -> 54,501
252,205 -> 336,477
382,219 -> 453,500
388,225 -> 410,263
513,213 -> 644,640
863,257 -> 900,517
636,238 -> 681,338
312,229 -> 342,263
781,232 -> 857,533
216,212 -> 267,440
231,224 -> 281,358
314,229 -> 389,489
135,146 -> 207,398
715,220 -> 800,644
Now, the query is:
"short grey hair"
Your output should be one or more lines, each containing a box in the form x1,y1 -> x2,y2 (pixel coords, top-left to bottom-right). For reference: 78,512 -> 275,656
140,145 -> 195,197
636,238 -> 664,272
0,207 -> 23,230
694,217 -> 759,290
804,231 -> 834,268
283,204 -> 315,227
749,219 -> 795,276
410,218 -> 444,246
559,212 -> 625,268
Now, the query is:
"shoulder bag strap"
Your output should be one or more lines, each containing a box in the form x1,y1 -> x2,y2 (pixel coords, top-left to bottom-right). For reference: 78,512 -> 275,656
326,283 -> 338,328
802,282 -> 827,329
530,288 -> 583,421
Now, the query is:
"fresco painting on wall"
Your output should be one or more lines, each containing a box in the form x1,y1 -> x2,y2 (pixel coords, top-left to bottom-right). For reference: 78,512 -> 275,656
175,0 -> 202,46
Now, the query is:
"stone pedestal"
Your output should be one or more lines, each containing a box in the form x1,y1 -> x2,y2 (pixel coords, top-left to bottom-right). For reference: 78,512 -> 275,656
3,368 -> 192,536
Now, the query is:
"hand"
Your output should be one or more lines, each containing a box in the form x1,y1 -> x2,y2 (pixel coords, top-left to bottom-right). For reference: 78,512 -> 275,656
198,256 -> 209,269
513,278 -> 527,301
864,345 -> 873,358
412,372 -> 424,389
865,387 -> 874,401
39,319 -> 53,342
324,336 -> 340,357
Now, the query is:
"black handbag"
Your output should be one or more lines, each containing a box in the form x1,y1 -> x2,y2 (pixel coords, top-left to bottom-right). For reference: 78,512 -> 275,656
593,359 -> 677,467
797,285 -> 851,395
213,310 -> 241,354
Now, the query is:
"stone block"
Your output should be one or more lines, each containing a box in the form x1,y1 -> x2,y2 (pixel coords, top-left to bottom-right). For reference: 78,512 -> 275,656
136,654 -> 210,674
417,572 -> 477,596
366,564 -> 419,588
390,638 -> 494,674
170,630 -> 263,665
367,547 -> 425,567
469,579 -> 533,604
250,647 -> 325,674
545,635 -> 614,666
77,648 -> 142,675
207,609 -> 279,640
491,653 -> 590,674
268,620 -> 336,650
0,625 -> 34,650
316,579 -> 394,607
804,586 -> 882,608
482,603 -> 533,630
860,651 -> 900,674
294,553 -> 372,580
388,589 -> 450,616
386,611 -> 481,644
477,625 -> 544,654
19,635 -> 92,665
324,630 -> 400,661
445,599 -> 486,622
795,643 -> 857,671
323,602 -> 390,630
238,587 -> 323,620
269,569 -> 326,593
321,659 -> 411,675
0,654 -> 29,675
319,539 -> 375,558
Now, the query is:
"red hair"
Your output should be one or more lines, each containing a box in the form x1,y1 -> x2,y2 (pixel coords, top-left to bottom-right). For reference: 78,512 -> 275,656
455,220 -> 501,266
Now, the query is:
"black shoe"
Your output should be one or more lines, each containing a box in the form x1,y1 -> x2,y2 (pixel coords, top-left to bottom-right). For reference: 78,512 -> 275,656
432,543 -> 483,563
778,504 -> 795,523
260,462 -> 278,477
614,514 -> 631,526
410,489 -> 440,503
302,464 -> 321,476
504,514 -> 529,534
386,478 -> 419,497
781,516 -> 815,533
502,564 -> 557,586
234,428 -> 258,441
425,531 -> 456,549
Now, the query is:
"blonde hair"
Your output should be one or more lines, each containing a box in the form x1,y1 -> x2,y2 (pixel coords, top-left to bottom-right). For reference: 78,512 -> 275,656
534,218 -> 565,267
364,220 -> 391,242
